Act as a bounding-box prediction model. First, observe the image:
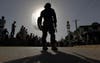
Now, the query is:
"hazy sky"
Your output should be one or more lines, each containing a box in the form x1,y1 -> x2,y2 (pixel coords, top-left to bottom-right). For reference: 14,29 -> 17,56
0,0 -> 100,41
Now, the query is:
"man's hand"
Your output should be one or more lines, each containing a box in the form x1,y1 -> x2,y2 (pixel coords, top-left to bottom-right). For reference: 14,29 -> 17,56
55,28 -> 57,32
54,23 -> 57,32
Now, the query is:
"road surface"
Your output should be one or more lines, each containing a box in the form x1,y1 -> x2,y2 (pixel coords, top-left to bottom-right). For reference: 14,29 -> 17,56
0,45 -> 100,63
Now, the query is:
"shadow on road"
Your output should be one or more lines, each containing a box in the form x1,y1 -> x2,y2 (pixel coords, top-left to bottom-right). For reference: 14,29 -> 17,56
4,51 -> 100,63
73,52 -> 100,63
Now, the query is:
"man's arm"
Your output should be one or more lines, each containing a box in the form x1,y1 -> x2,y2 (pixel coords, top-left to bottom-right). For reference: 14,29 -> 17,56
37,12 -> 43,30
53,10 -> 57,28
52,9 -> 57,32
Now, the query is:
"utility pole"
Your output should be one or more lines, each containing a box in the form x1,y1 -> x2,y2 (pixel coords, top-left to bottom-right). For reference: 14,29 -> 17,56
75,19 -> 81,43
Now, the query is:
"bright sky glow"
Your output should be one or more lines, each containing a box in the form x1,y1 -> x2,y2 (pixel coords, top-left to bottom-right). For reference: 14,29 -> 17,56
32,8 -> 44,26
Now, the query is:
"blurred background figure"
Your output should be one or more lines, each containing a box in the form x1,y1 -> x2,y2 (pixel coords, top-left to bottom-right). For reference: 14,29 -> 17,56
10,21 -> 16,38
0,16 -> 6,39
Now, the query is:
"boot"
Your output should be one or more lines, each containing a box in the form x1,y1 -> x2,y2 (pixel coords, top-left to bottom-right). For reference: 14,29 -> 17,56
42,43 -> 48,51
51,42 -> 58,51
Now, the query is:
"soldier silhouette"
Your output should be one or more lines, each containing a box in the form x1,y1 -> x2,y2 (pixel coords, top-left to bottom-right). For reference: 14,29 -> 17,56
11,21 -> 16,38
0,16 -> 6,28
37,3 -> 57,51
0,16 -> 6,38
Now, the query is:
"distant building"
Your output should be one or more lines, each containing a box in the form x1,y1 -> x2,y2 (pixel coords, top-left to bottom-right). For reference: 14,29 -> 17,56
73,22 -> 100,44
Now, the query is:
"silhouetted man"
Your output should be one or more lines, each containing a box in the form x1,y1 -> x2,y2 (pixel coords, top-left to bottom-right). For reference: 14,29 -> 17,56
0,16 -> 6,29
11,21 -> 16,38
37,3 -> 57,51
0,16 -> 6,38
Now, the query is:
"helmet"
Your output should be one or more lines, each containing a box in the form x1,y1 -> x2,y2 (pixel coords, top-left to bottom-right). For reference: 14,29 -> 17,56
44,3 -> 51,9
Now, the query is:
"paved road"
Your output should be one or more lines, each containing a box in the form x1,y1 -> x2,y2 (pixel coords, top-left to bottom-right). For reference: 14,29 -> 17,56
0,45 -> 100,63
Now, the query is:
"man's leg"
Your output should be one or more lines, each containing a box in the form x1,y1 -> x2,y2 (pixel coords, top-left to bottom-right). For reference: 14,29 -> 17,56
11,32 -> 13,38
42,31 -> 48,51
49,30 -> 58,51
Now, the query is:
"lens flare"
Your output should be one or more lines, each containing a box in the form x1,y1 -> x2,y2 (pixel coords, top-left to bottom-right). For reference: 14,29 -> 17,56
32,8 -> 44,25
